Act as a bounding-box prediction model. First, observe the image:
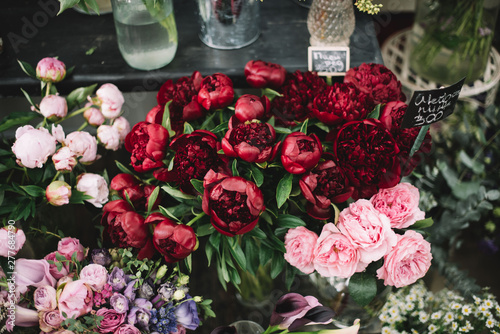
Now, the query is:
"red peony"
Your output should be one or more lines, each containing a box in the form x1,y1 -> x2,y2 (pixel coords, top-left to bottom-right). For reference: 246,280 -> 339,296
234,94 -> 271,122
109,173 -> 160,210
197,73 -> 235,111
244,60 -> 287,89
124,121 -> 169,172
281,132 -> 323,174
202,170 -> 265,236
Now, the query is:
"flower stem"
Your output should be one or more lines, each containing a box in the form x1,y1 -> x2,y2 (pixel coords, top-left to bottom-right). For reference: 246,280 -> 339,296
186,212 -> 206,226
30,227 -> 62,239
56,106 -> 91,124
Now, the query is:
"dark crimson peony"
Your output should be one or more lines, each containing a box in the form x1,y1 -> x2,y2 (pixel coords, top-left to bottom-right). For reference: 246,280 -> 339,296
202,170 -> 265,237
153,130 -> 229,194
281,132 -> 323,174
197,73 -> 235,110
332,119 -> 401,200
271,70 -> 328,127
244,60 -> 287,89
299,153 -> 354,219
222,117 -> 280,163
344,63 -> 405,105
124,121 -> 169,172
234,94 -> 270,122
145,213 -> 198,263
110,173 -> 144,205
311,83 -> 372,126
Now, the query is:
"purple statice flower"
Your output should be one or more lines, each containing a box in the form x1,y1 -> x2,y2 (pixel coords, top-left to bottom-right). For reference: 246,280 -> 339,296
174,294 -> 200,331
91,248 -> 112,266
108,267 -> 128,292
110,293 -> 130,314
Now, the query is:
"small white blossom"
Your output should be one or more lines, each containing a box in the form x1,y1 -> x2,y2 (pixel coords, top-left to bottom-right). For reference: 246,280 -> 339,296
431,311 -> 442,319
462,304 -> 472,316
486,317 -> 497,328
444,311 -> 454,323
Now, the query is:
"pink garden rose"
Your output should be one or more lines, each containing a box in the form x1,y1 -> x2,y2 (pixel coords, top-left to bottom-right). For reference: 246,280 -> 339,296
58,280 -> 93,319
377,230 -> 432,288
97,125 -> 121,151
80,264 -> 108,291
112,116 -> 131,142
58,237 -> 87,262
36,57 -> 66,83
114,324 -> 141,334
96,83 -> 125,119
12,125 -> 56,168
84,104 -> 106,126
14,259 -> 57,295
40,94 -> 68,119
337,199 -> 397,266
313,223 -> 362,278
64,131 -> 98,163
370,182 -> 425,229
34,285 -> 57,311
0,226 -> 25,257
96,308 -> 126,333
284,226 -> 318,274
39,310 -> 64,332
76,173 -> 109,208
44,251 -> 70,279
46,180 -> 72,206
52,147 -> 77,172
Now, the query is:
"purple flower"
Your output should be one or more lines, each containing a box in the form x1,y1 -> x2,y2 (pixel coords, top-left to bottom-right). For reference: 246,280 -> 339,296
158,282 -> 176,302
174,295 -> 200,331
110,293 -> 129,314
127,299 -> 152,330
108,267 -> 128,292
91,248 -> 112,266
137,280 -> 155,299
124,279 -> 138,301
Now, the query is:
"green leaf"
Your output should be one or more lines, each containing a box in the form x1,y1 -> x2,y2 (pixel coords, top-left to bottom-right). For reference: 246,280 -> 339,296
270,251 -> 284,279
276,214 -> 307,228
486,190 -> 500,201
17,59 -> 36,78
161,101 -> 176,137
184,254 -> 192,273
199,110 -> 218,130
196,223 -> 214,237
210,121 -> 229,134
20,88 -> 38,109
205,242 -> 215,267
66,84 -> 98,110
459,150 -> 484,174
246,227 -> 266,239
231,159 -> 239,176
190,179 -> 204,195
209,232 -> 221,249
20,185 -> 46,197
0,111 -> 39,133
184,122 -> 194,135
227,237 -> 246,271
452,181 -> 481,200
367,104 -> 381,120
300,119 -> 309,135
258,244 -> 273,266
410,217 -> 434,229
409,124 -> 430,157
58,0 -> 81,14
0,190 -> 4,206
161,185 -> 196,200
158,206 -> 181,222
115,160 -> 134,175
276,173 -> 293,209
348,272 -> 378,306
261,87 -> 282,100
249,164 -> 264,187
244,238 -> 259,276
84,0 -> 100,14
274,127 -> 292,134
69,190 -> 93,204
146,186 -> 160,214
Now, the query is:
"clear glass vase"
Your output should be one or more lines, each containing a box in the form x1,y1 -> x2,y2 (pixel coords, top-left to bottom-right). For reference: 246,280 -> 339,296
408,0 -> 500,85
111,0 -> 178,70
307,0 -> 356,46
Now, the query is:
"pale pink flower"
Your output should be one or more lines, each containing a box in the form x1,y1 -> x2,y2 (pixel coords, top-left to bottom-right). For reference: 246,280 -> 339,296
84,104 -> 105,126
39,310 -> 64,332
377,230 -> 432,288
337,199 -> 397,266
14,259 -> 57,294
64,131 -> 98,163
96,83 -> 124,119
12,125 -> 56,168
76,173 -> 109,208
284,226 -> 318,274
80,264 -> 108,291
44,251 -> 70,280
52,147 -> 77,172
97,125 -> 121,151
9,305 -> 39,330
51,124 -> 66,143
58,280 -> 93,319
112,116 -> 131,142
45,180 -> 72,206
39,94 -> 68,118
36,57 -> 66,83
0,227 -> 26,257
371,182 -> 425,229
34,285 -> 57,311
58,237 -> 87,262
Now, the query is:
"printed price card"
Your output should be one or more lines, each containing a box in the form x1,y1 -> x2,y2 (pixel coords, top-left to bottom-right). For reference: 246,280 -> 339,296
401,78 -> 466,128
308,46 -> 350,76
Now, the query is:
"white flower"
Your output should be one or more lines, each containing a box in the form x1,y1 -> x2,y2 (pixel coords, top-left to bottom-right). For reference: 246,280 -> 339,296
444,311 -> 454,323
462,304 -> 472,316
486,317 -> 497,328
484,299 -> 494,309
419,311 -> 429,323
427,324 -> 438,333
405,302 -> 415,312
451,302 -> 462,310
431,311 -> 442,320
451,322 -> 458,330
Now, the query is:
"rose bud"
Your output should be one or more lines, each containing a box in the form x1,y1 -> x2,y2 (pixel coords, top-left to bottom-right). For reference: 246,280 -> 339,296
112,116 -> 131,142
197,73 -> 234,110
52,147 -> 77,172
234,94 -> 270,122
110,173 -> 144,204
299,153 -> 353,219
12,125 -> 57,169
34,286 -> 58,312
281,132 -> 322,174
76,173 -> 109,208
57,237 -> 87,261
83,104 -> 105,126
222,117 -> 280,163
64,131 -> 98,164
147,213 -> 198,263
36,57 -> 66,83
97,124 -> 121,151
202,170 -> 265,236
244,60 -> 287,89
0,227 -> 26,257
39,94 -> 68,119
124,121 -> 169,172
96,83 -> 125,120
46,180 -> 72,206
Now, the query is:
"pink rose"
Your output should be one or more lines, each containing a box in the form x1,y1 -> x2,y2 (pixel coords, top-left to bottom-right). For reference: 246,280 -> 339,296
39,310 -> 64,332
46,181 -> 72,206
97,125 -> 121,151
96,83 -> 125,119
313,223 -> 362,278
14,259 -> 57,294
39,94 -> 68,119
84,104 -> 106,126
58,280 -> 93,319
12,125 -> 56,168
58,237 -> 87,262
34,285 -> 57,311
377,230 -> 432,288
36,57 -> 66,83
337,199 -> 397,266
112,116 -> 131,142
370,182 -> 425,229
44,251 -> 70,279
80,264 -> 108,291
284,226 -> 318,274
76,173 -> 109,208
114,324 -> 141,334
0,226 -> 26,257
51,124 -> 66,143
52,147 -> 77,172
64,131 -> 98,163
96,308 -> 126,333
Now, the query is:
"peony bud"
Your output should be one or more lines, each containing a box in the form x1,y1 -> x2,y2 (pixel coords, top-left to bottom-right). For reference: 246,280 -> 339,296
36,57 -> 66,83
46,181 -> 72,206
39,94 -> 68,119
76,173 -> 109,208
83,105 -> 105,126
96,83 -> 125,119
97,125 -> 121,151
52,147 -> 77,172
112,116 -> 131,142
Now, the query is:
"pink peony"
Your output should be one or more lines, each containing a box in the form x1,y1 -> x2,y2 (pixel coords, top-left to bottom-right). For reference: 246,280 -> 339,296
337,199 -> 397,266
44,251 -> 70,279
39,310 -> 64,332
45,180 -> 72,206
84,105 -> 106,126
97,125 -> 121,151
51,124 -> 65,143
80,264 -> 108,291
34,285 -> 57,311
96,308 -> 126,333
112,116 -> 131,142
114,324 -> 141,334
64,131 -> 98,163
36,57 -> 66,83
370,182 -> 425,229
14,259 -> 57,294
11,125 -> 57,168
377,230 -> 432,288
0,226 -> 26,257
76,173 -> 109,208
313,223 -> 363,278
39,94 -> 68,119
57,237 -> 87,262
283,226 -> 318,274
52,147 -> 78,172
58,280 -> 93,319
96,83 -> 125,119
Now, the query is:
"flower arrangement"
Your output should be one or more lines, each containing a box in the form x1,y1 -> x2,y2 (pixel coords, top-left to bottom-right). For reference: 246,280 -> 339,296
379,280 -> 500,333
1,236 -> 213,333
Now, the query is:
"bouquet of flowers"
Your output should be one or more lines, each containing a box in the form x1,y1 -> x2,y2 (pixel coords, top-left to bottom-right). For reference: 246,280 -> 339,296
1,236 -> 213,333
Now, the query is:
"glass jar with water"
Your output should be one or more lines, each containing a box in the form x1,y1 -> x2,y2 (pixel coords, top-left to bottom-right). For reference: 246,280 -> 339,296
111,0 -> 178,71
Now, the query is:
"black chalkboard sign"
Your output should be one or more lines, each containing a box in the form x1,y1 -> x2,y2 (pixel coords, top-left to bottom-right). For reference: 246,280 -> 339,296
308,46 -> 350,76
401,78 -> 466,129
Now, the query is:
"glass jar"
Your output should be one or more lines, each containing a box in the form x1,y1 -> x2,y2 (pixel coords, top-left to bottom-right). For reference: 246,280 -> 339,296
307,0 -> 355,46
408,0 -> 500,85
111,0 -> 178,71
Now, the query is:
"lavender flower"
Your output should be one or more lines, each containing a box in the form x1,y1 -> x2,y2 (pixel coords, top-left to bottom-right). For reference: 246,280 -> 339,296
124,279 -> 138,301
110,293 -> 129,314
91,248 -> 112,266
174,295 -> 200,331
137,279 -> 155,300
128,299 -> 152,331
157,282 -> 176,302
108,267 -> 128,292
